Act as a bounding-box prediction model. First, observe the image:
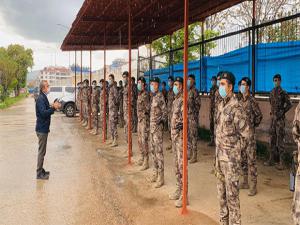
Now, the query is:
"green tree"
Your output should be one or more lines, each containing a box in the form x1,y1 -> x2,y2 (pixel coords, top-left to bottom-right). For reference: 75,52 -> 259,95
151,22 -> 219,67
6,44 -> 34,96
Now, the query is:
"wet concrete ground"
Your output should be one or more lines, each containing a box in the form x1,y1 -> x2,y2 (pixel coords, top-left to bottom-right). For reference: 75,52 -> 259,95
0,97 -> 294,225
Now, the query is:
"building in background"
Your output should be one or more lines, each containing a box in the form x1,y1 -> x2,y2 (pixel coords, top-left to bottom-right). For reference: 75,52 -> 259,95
39,66 -> 72,86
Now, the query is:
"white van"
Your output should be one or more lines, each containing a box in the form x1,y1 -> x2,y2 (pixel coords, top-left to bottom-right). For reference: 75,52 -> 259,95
47,86 -> 75,104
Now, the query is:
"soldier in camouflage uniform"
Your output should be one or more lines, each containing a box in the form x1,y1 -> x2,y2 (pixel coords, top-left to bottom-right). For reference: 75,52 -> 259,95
132,77 -> 138,133
166,76 -> 175,151
99,79 -> 107,136
238,77 -> 263,196
136,77 -> 150,171
76,82 -> 82,120
148,77 -> 167,188
187,74 -> 201,163
89,80 -> 100,135
118,80 -> 124,128
215,72 -> 249,225
168,77 -> 187,208
81,79 -> 90,128
264,74 -> 292,170
107,74 -> 119,147
208,76 -> 218,146
292,102 -> 300,225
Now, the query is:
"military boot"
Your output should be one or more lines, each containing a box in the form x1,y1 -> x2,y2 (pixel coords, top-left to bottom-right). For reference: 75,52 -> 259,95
137,155 -> 144,166
248,182 -> 257,196
82,120 -> 87,127
169,187 -> 181,200
175,195 -> 189,208
264,153 -> 275,166
275,156 -> 285,170
239,175 -> 249,189
147,169 -> 158,183
110,138 -> 118,147
154,172 -> 164,188
189,151 -> 198,164
140,157 -> 149,171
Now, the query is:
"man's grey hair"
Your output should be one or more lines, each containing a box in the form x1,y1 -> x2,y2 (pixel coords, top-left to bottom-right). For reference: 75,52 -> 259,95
39,80 -> 48,91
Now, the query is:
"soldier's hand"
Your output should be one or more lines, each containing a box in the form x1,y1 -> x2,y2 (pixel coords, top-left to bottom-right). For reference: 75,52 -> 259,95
175,122 -> 183,131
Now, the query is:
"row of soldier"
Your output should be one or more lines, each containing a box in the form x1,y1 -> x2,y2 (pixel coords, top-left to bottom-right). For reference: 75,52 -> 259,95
76,71 -> 296,225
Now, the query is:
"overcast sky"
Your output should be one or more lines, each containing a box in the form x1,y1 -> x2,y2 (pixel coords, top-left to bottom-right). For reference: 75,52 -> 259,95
0,0 -> 132,71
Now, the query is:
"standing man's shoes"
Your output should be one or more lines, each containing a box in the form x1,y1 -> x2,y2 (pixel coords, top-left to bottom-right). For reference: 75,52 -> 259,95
42,168 -> 50,176
37,172 -> 49,180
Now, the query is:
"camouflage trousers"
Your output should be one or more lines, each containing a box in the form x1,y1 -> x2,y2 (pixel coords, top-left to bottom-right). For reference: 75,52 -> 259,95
241,134 -> 257,185
138,118 -> 149,158
123,109 -> 134,143
109,109 -> 118,139
132,106 -> 138,132
209,107 -> 215,141
270,117 -> 285,159
188,116 -> 198,158
118,110 -> 124,128
168,111 -> 172,133
149,125 -> 164,173
172,132 -> 185,192
216,160 -> 241,225
99,109 -> 107,135
292,167 -> 300,225
91,104 -> 99,129
76,98 -> 81,115
82,102 -> 89,122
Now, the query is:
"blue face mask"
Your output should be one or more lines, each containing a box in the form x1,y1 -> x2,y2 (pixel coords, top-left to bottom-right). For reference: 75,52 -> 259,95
108,80 -> 113,85
273,81 -> 278,88
137,83 -> 142,91
168,81 -> 173,87
240,85 -> 246,94
173,85 -> 179,95
217,80 -> 220,87
187,80 -> 191,88
150,85 -> 155,93
219,86 -> 227,98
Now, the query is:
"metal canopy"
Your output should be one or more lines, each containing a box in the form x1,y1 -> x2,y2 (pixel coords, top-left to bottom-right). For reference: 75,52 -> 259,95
61,0 -> 245,51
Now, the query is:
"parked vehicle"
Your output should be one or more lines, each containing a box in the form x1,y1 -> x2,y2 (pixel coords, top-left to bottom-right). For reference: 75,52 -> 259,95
58,92 -> 78,117
47,86 -> 75,104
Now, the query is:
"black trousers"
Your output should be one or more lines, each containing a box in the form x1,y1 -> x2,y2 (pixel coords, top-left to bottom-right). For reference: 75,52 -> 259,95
36,132 -> 48,174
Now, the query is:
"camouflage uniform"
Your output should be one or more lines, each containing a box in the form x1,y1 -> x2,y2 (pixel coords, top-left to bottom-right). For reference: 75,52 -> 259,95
268,86 -> 292,164
99,86 -> 107,133
209,84 -> 218,143
108,82 -> 119,140
149,91 -> 167,186
167,88 -> 175,132
188,85 -> 201,162
239,94 -> 263,193
118,85 -> 124,128
123,83 -> 135,142
137,89 -> 150,168
76,85 -> 82,116
91,86 -> 100,132
82,85 -> 90,126
171,91 -> 184,196
215,95 -> 249,225
132,83 -> 138,133
292,103 -> 300,225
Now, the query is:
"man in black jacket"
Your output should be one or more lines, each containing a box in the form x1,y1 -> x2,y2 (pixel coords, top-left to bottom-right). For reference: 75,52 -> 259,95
35,80 -> 60,179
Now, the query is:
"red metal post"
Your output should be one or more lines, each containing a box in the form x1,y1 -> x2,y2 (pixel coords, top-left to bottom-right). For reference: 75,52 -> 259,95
80,49 -> 83,120
88,49 -> 92,129
103,29 -> 107,143
74,51 -> 77,110
128,0 -> 132,164
181,0 -> 189,215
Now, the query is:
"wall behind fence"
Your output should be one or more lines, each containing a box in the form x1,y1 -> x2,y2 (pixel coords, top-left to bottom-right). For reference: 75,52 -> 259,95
144,41 -> 300,93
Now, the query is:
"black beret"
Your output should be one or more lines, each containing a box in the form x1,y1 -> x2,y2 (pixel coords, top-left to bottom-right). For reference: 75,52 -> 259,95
84,79 -> 89,83
109,74 -> 115,79
99,79 -> 104,82
122,71 -> 129,77
241,77 -> 251,87
168,76 -> 174,81
273,74 -> 281,80
150,77 -> 160,83
92,80 -> 97,84
188,74 -> 195,80
174,76 -> 183,83
217,71 -> 223,79
138,77 -> 146,83
220,71 -> 235,86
